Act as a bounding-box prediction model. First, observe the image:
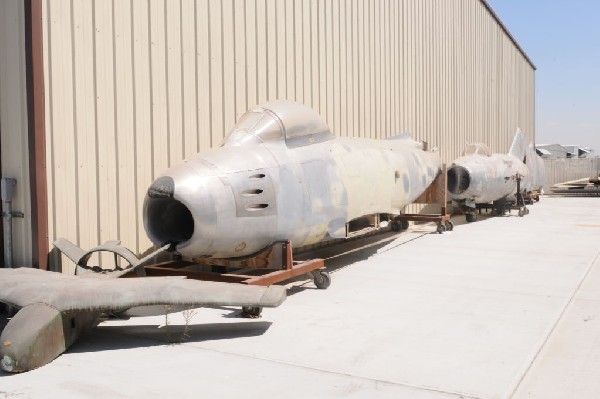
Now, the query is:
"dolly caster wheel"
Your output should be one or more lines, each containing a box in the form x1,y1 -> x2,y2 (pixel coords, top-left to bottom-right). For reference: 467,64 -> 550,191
436,223 -> 446,234
241,306 -> 262,318
391,220 -> 409,232
312,271 -> 331,289
466,213 -> 477,223
518,208 -> 525,217
444,221 -> 454,231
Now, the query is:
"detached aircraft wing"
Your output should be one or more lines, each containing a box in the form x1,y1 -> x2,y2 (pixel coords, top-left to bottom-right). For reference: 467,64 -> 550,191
0,267 -> 286,373
0,267 -> 286,311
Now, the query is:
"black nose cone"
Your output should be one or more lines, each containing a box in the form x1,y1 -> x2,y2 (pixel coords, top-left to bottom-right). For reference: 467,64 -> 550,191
148,176 -> 175,198
144,176 -> 194,247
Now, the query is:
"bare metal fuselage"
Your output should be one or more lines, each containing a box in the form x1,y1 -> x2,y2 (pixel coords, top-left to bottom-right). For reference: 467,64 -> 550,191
447,129 -> 545,209
447,153 -> 529,206
144,101 -> 440,258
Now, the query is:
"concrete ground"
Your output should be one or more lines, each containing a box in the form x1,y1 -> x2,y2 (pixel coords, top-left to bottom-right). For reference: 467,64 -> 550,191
2,196 -> 600,399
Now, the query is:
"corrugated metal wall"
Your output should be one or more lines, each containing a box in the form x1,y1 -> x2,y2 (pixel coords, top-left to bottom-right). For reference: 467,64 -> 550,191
41,0 -> 535,272
0,0 -> 34,267
543,158 -> 600,191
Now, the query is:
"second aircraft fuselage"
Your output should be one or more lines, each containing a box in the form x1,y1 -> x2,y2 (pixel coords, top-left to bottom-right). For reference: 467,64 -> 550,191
447,153 -> 529,206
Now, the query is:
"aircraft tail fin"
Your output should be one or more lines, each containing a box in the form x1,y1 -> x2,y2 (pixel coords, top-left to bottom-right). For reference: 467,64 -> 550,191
508,128 -> 527,161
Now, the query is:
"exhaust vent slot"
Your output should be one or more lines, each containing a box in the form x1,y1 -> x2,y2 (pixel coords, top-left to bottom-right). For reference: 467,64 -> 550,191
245,204 -> 269,211
242,189 -> 264,196
231,169 -> 276,217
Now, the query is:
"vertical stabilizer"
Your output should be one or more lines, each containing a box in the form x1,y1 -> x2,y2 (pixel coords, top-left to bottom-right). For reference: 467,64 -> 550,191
508,128 -> 527,161
525,143 -> 546,191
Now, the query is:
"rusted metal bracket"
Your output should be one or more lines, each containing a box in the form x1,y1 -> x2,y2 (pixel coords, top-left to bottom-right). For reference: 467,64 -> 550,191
0,211 -> 24,218
193,241 -> 293,270
52,238 -> 328,287
393,164 -> 453,234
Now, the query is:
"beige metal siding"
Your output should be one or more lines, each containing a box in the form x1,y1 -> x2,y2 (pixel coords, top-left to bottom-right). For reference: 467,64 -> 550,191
544,158 -> 600,192
42,0 -> 535,273
0,0 -> 34,267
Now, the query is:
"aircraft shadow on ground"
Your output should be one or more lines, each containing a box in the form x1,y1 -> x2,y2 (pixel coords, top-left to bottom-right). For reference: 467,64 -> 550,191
71,320 -> 273,355
451,205 -> 536,227
284,208 -> 527,297
0,309 -> 271,372
286,231 -> 420,296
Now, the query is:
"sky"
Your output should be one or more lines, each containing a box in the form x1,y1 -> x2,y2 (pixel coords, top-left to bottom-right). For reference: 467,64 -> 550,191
486,0 -> 600,152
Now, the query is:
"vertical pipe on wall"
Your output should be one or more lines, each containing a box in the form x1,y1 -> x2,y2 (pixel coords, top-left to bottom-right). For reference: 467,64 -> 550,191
0,177 -> 23,315
1,178 -> 24,269
25,0 -> 49,270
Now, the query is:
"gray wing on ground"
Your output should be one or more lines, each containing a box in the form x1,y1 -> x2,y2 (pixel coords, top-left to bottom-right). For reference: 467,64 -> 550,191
0,268 -> 286,312
52,237 -> 89,264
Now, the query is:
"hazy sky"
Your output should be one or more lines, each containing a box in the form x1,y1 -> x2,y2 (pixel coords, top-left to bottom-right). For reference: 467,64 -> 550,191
486,0 -> 600,152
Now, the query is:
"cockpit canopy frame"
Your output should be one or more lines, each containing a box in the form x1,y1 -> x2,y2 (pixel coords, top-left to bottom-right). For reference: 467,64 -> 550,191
462,143 -> 492,157
222,100 -> 334,147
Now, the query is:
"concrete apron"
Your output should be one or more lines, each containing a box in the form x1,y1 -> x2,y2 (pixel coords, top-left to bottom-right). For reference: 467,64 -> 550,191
2,196 -> 600,399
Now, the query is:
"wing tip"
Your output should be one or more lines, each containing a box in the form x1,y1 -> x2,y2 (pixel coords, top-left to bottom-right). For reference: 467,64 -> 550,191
258,286 -> 287,308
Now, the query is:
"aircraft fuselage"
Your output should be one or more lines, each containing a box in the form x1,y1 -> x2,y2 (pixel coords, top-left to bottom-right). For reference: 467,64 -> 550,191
144,136 -> 440,258
143,101 -> 440,258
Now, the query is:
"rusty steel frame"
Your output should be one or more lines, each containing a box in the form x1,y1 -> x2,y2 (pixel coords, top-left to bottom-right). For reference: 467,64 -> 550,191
524,191 -> 541,204
395,213 -> 451,223
394,164 -> 451,226
134,241 -> 325,286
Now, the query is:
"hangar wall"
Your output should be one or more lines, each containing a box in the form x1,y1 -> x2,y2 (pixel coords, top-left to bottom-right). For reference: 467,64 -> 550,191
40,0 -> 535,272
0,0 -> 34,267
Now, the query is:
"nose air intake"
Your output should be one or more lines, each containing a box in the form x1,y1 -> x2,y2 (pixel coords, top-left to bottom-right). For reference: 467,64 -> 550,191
447,166 -> 471,194
144,176 -> 194,248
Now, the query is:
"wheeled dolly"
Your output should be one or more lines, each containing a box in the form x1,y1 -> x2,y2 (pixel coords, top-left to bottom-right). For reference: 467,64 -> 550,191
392,213 -> 453,234
391,164 -> 453,234
465,174 -> 529,222
143,241 -> 331,290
